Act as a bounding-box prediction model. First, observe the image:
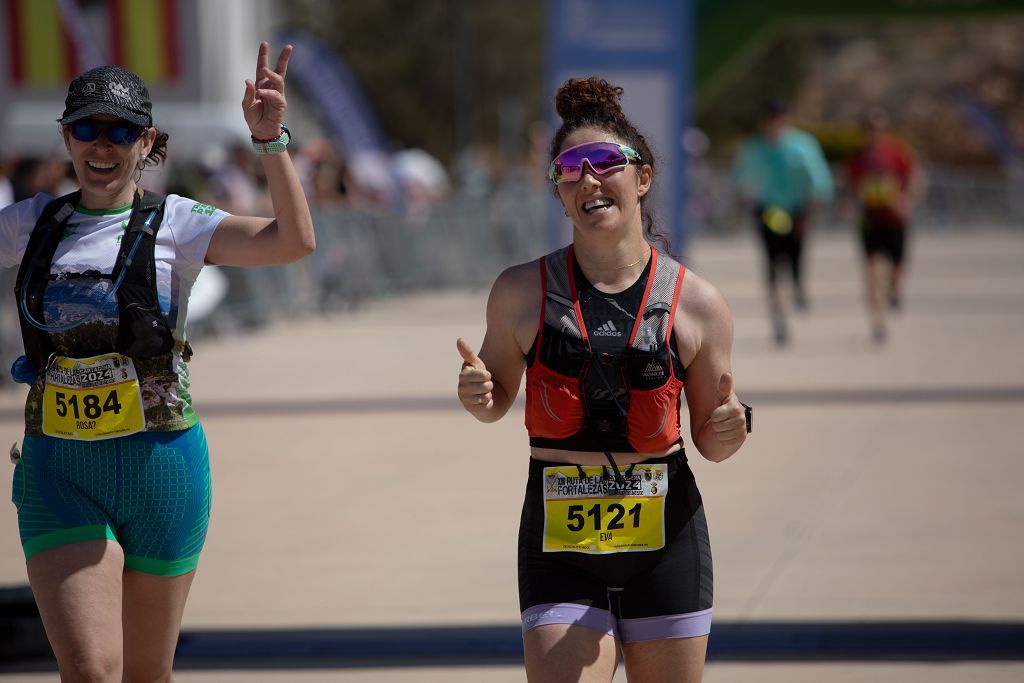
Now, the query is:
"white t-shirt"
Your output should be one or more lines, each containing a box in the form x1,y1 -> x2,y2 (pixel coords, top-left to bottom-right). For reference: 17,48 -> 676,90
0,192 -> 230,432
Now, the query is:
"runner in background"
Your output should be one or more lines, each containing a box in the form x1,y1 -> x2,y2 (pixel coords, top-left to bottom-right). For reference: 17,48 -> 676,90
2,42 -> 313,680
457,77 -> 750,682
845,105 -> 925,343
732,100 -> 834,346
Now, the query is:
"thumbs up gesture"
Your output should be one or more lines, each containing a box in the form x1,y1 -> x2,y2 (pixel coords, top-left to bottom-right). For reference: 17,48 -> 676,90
457,338 -> 494,412
710,371 -> 746,446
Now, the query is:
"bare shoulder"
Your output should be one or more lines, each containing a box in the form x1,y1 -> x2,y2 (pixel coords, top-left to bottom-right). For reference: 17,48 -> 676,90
491,259 -> 541,303
679,268 -> 730,320
674,267 -> 733,365
487,258 -> 543,353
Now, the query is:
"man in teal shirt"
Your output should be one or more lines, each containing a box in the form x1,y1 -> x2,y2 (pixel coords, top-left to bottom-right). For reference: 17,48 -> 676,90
733,101 -> 833,345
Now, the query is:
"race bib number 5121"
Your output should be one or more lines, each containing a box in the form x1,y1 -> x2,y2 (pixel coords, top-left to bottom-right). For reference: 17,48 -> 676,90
42,353 -> 145,440
542,464 -> 668,554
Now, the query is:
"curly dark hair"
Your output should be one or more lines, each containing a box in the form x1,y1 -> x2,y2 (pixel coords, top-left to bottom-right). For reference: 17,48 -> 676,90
550,77 -> 667,251
143,129 -> 169,167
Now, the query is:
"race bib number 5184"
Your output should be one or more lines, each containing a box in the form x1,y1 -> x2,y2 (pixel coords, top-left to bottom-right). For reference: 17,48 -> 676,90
42,353 -> 145,440
542,463 -> 668,554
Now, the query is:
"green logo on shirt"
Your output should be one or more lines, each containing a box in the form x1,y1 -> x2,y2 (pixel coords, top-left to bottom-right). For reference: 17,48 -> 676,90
190,203 -> 217,216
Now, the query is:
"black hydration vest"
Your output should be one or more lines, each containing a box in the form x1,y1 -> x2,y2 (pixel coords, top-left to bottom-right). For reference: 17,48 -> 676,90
14,190 -> 178,369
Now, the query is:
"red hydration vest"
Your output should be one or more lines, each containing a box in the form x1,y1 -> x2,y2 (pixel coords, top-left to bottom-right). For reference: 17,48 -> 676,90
525,245 -> 686,453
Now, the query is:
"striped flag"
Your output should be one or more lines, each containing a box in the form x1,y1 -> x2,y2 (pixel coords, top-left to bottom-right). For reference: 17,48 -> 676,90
109,0 -> 180,84
6,0 -> 180,88
6,0 -> 78,86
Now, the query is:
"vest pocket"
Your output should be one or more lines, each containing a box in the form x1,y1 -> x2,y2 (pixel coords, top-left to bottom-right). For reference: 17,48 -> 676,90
627,375 -> 683,451
525,366 -> 584,439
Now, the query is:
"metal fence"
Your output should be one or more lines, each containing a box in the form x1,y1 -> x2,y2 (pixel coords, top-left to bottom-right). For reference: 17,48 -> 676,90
0,162 -> 1018,382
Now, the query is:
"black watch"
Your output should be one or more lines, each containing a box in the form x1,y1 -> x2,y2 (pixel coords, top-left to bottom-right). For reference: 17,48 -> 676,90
742,402 -> 753,434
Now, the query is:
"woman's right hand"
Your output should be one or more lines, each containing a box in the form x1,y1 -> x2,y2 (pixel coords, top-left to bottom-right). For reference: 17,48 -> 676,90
457,338 -> 494,412
243,41 -> 291,141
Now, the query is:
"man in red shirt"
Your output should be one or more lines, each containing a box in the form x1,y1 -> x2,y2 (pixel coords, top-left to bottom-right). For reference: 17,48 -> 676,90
845,106 -> 925,343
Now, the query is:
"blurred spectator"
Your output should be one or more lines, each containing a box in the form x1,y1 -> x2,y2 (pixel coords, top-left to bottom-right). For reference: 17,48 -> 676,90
205,143 -> 275,329
346,150 -> 394,207
293,138 -> 358,313
50,156 -> 78,196
453,144 -> 494,199
526,120 -> 551,190
208,142 -> 270,216
294,137 -> 348,208
681,126 -> 723,234
392,147 -> 450,221
732,100 -> 834,346
844,105 -> 925,344
0,160 -> 13,209
0,161 -> 16,380
10,158 -> 60,202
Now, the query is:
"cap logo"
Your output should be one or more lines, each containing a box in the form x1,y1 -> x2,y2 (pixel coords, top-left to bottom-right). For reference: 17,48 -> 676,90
108,81 -> 132,107
83,82 -> 97,95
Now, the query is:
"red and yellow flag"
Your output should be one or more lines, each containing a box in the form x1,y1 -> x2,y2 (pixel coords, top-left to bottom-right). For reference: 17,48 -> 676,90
7,0 -> 77,86
6,0 -> 180,88
109,0 -> 180,84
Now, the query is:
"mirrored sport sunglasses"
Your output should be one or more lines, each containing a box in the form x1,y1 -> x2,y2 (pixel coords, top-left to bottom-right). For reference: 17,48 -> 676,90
548,141 -> 642,185
68,119 -> 147,145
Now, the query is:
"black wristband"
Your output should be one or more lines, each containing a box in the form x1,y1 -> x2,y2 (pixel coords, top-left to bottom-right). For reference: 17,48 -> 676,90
741,402 -> 753,433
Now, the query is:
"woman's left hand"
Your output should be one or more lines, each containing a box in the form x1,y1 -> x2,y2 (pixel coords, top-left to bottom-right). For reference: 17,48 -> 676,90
709,372 -> 747,447
243,42 -> 292,140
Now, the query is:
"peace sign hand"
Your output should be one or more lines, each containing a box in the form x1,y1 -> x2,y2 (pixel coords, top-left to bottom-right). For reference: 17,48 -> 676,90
242,42 -> 292,140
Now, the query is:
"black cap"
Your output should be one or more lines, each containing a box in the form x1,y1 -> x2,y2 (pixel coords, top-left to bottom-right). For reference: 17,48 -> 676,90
60,65 -> 152,127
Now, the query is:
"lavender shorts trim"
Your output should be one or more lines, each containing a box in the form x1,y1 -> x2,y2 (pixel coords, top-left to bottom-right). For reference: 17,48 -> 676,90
521,603 -> 617,637
619,607 -> 713,643
521,603 -> 713,642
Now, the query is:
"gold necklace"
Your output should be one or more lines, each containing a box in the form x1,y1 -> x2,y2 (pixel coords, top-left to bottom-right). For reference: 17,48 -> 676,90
578,249 -> 649,271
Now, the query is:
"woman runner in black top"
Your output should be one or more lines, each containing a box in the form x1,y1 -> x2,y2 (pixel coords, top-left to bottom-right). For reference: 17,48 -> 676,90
456,77 -> 750,682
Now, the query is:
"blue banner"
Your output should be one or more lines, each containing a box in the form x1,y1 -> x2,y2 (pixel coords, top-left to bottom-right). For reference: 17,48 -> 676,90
277,29 -> 388,157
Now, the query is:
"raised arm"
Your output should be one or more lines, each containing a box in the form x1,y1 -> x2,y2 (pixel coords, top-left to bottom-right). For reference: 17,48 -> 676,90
676,272 -> 748,463
205,42 -> 315,267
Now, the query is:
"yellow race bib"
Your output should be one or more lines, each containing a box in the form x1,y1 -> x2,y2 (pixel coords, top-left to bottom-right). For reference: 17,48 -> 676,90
858,174 -> 898,207
761,206 -> 793,235
543,464 -> 667,554
42,353 -> 145,440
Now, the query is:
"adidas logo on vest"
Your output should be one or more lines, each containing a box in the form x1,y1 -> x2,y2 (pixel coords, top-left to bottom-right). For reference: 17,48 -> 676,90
592,320 -> 622,337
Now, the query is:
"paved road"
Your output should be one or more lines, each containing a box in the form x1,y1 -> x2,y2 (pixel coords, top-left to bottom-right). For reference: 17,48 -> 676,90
2,228 -> 1023,681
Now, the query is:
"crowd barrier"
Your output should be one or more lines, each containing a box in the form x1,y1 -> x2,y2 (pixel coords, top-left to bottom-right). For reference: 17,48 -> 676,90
0,164 -> 1018,379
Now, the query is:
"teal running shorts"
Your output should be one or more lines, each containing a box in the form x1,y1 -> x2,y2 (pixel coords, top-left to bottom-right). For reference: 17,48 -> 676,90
10,423 -> 211,576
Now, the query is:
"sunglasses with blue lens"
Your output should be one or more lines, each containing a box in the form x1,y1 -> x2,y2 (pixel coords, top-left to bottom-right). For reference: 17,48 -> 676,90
68,119 -> 147,145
